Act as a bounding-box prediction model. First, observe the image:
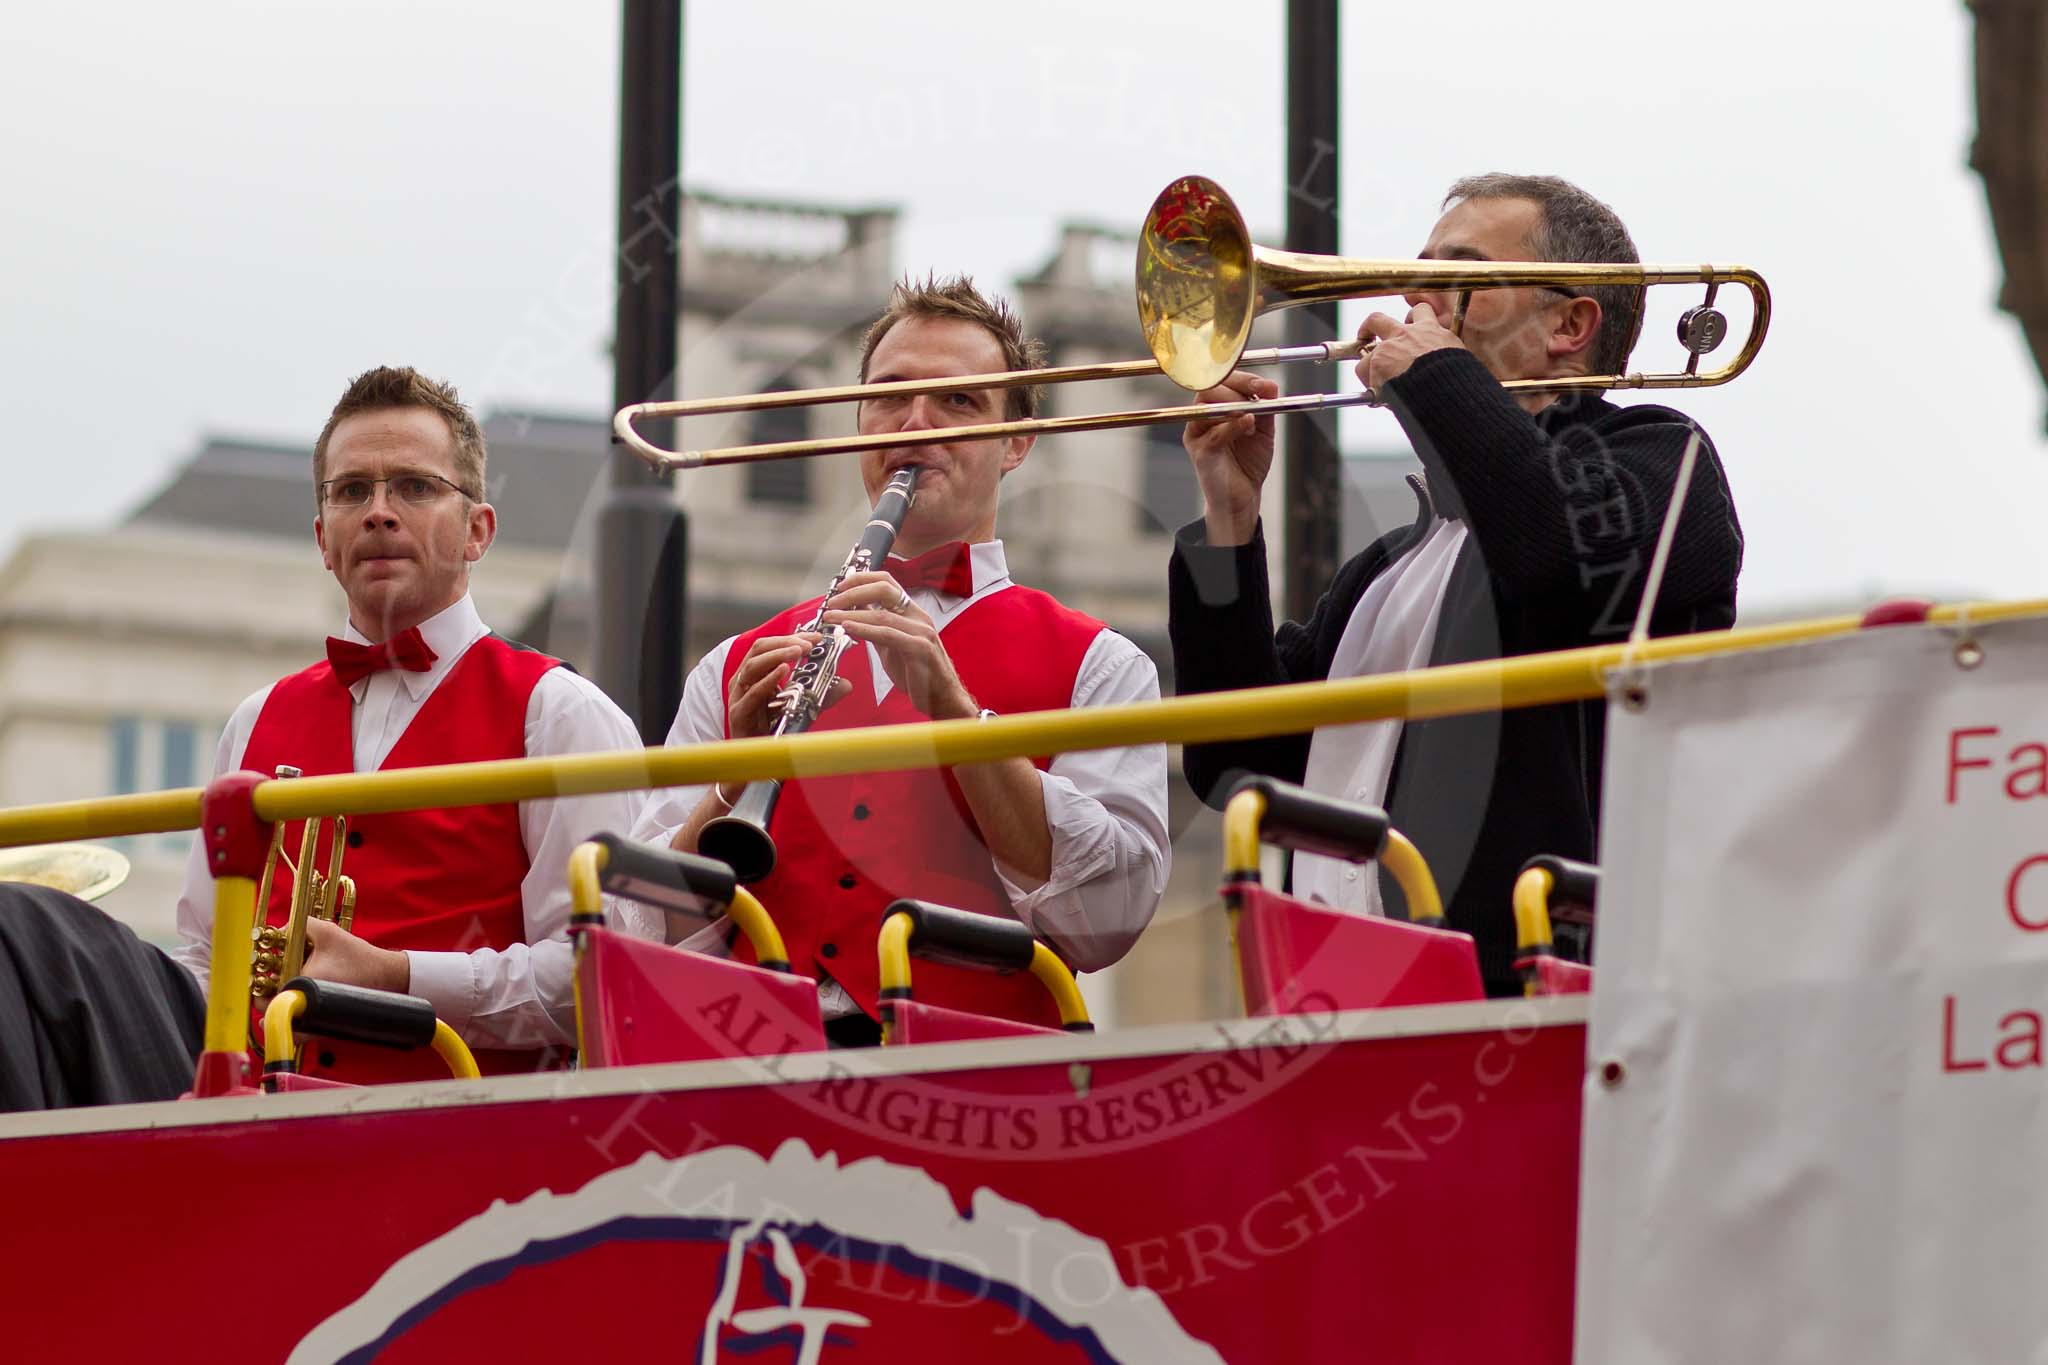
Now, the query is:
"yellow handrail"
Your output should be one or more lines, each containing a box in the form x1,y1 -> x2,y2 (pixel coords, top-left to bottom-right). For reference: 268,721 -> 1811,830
0,600 -> 2035,849
204,875 -> 258,1056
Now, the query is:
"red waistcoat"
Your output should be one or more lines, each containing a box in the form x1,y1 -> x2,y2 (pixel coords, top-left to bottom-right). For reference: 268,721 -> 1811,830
240,635 -> 560,1083
721,584 -> 1106,1027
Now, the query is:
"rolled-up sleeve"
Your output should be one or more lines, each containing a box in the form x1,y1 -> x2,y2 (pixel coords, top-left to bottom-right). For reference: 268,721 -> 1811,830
993,630 -> 1170,971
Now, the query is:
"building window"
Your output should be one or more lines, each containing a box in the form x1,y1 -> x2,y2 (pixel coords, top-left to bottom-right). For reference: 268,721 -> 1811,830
744,379 -> 812,506
108,718 -> 216,855
110,716 -> 141,795
1137,419 -> 1203,536
161,722 -> 199,789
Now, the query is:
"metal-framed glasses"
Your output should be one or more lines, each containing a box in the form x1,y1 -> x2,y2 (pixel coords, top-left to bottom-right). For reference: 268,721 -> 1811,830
319,472 -> 471,508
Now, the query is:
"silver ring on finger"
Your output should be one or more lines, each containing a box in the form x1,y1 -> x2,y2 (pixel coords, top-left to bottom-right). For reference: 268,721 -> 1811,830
893,587 -> 914,614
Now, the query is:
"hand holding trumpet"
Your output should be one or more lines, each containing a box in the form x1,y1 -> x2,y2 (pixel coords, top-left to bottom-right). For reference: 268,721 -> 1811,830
301,917 -> 410,994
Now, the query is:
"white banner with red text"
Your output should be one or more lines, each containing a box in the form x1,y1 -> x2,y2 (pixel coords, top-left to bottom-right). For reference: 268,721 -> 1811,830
1576,614 -> 2048,1365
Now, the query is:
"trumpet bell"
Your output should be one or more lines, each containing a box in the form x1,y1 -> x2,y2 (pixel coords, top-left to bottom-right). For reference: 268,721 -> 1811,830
0,843 -> 132,902
1138,175 -> 1259,393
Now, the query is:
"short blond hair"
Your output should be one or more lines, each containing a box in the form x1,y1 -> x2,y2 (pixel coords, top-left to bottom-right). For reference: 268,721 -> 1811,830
857,274 -> 1047,420
312,366 -> 486,501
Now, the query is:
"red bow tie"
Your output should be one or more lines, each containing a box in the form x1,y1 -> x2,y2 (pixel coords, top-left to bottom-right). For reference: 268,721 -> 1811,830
887,542 -> 974,598
326,627 -> 439,687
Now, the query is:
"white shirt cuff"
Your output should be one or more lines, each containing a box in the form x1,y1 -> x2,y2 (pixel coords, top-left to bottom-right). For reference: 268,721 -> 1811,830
404,950 -> 479,1031
993,771 -> 1115,910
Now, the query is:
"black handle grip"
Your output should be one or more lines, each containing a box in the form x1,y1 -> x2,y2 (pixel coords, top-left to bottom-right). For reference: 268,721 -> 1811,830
280,977 -> 437,1051
1522,854 -> 1600,918
1229,775 -> 1390,863
885,899 -> 1036,975
699,780 -> 781,884
591,830 -> 737,924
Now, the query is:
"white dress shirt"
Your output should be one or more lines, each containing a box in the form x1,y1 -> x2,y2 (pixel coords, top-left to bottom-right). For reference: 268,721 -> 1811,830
1294,516 -> 1469,915
168,594 -> 653,1049
631,540 -> 1170,1012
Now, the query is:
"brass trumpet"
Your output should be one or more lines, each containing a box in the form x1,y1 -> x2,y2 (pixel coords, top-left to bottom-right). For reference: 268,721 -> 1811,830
248,765 -> 357,1010
611,174 -> 1769,471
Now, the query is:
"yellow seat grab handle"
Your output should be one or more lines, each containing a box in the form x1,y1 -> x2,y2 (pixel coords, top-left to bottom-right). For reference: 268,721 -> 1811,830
568,839 -> 609,927
1220,775 -> 1444,926
1378,831 -> 1446,929
876,901 -> 1091,1045
1224,787 -> 1268,885
260,988 -> 309,1081
1027,941 -> 1092,1032
260,982 -> 480,1088
1512,866 -> 1557,998
1512,855 -> 1597,995
877,909 -> 917,1045
569,834 -> 790,971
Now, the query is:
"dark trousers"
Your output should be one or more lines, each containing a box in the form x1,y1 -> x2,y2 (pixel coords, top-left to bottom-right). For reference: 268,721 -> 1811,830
0,885 -> 205,1112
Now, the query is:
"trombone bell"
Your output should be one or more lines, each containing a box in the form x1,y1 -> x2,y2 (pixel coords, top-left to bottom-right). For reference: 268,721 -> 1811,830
1137,176 -> 1260,394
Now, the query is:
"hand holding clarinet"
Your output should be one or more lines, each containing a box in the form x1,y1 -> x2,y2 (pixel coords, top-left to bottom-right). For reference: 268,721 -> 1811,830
701,465 -> 924,881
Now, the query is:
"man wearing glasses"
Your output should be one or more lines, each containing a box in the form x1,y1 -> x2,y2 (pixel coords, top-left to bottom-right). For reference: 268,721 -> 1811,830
1169,174 -> 1746,995
161,366 -> 649,1083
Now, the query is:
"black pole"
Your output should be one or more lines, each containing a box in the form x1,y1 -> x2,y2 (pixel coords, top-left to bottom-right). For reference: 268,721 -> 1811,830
601,0 -> 688,743
1282,0 -> 1341,624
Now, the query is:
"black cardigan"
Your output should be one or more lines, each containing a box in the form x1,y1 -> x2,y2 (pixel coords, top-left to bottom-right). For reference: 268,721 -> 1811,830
1168,348 -> 1744,991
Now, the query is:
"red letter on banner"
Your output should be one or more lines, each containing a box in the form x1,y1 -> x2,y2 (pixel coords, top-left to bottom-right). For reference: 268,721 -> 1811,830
2008,854 -> 2048,932
1943,995 -> 1987,1072
2008,744 -> 2048,801
1996,1012 -> 2044,1069
1949,726 -> 2000,804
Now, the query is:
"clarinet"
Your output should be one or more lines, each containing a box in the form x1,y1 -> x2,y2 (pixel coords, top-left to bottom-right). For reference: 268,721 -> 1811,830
699,465 -> 922,882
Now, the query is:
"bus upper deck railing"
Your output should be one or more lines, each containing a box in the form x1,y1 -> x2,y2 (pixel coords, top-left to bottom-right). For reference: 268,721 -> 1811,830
0,597 -> 2037,849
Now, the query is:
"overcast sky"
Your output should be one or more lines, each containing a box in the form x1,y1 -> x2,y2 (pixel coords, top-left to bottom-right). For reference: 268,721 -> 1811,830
2,1 -> 2037,613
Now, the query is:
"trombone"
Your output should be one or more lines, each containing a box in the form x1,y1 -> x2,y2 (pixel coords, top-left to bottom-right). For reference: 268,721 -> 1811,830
612,174 -> 1770,471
